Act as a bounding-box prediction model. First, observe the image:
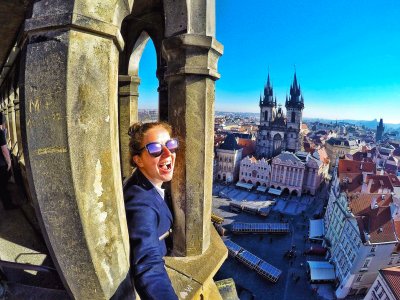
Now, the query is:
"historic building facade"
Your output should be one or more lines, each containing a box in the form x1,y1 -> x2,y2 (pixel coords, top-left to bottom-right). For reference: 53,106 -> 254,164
376,118 -> 385,143
239,156 -> 271,187
216,134 -> 243,183
238,151 -> 328,196
365,267 -> 400,300
325,137 -> 359,171
256,73 -> 304,158
323,159 -> 400,299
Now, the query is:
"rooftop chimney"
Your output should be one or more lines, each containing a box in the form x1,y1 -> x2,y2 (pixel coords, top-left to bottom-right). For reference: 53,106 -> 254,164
371,197 -> 378,210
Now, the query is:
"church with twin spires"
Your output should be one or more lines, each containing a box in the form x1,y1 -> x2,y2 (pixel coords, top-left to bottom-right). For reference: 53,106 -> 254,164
256,72 -> 305,158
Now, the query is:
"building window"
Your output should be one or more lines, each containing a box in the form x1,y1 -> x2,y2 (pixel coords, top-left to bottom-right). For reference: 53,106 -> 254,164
374,281 -> 380,292
356,274 -> 363,282
362,258 -> 372,268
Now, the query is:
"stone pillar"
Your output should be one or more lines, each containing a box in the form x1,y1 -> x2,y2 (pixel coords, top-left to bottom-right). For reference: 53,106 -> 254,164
4,98 -> 11,144
118,75 -> 140,179
157,66 -> 169,122
13,89 -> 22,161
21,10 -> 130,300
163,34 -> 223,256
8,91 -> 17,155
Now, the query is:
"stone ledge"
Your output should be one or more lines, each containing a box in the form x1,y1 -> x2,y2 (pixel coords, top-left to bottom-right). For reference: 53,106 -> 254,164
165,227 -> 228,300
25,13 -> 124,51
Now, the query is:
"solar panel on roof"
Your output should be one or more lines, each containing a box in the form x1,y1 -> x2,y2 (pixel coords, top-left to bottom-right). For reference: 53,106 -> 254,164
231,222 -> 290,233
237,251 -> 260,269
224,240 -> 242,256
224,240 -> 282,283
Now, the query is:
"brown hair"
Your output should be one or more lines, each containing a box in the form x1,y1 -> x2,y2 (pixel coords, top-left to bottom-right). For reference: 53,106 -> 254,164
128,121 -> 172,167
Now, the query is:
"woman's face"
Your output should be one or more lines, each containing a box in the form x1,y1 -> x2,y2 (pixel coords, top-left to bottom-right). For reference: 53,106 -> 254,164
133,126 -> 176,187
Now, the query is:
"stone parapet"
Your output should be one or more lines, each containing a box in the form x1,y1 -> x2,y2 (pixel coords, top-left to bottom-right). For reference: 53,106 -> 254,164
166,227 -> 228,300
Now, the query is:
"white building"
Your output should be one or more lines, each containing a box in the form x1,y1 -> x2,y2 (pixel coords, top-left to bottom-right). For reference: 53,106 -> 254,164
365,266 -> 400,300
238,156 -> 271,187
323,159 -> 400,299
216,134 -> 243,183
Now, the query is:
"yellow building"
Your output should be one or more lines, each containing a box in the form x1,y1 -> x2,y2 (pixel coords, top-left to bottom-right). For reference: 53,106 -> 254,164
325,137 -> 359,171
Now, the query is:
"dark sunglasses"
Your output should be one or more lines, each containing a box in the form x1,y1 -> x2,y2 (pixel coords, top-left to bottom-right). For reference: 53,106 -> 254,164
138,138 -> 179,157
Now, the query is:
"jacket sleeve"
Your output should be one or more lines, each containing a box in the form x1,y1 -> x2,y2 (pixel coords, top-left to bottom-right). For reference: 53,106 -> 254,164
125,197 -> 178,300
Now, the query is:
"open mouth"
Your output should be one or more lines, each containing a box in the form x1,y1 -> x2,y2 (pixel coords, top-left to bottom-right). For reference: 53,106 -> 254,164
158,161 -> 172,171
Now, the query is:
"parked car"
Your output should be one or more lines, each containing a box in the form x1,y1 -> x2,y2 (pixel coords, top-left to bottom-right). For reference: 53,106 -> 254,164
303,246 -> 328,256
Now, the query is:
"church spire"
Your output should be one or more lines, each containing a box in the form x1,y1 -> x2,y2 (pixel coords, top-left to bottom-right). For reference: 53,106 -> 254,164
286,71 -> 304,110
261,71 -> 274,107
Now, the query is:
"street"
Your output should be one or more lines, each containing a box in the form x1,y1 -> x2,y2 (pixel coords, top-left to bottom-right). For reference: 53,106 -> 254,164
213,183 -> 335,300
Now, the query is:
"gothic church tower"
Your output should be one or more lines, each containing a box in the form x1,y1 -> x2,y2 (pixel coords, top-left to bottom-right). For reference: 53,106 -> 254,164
260,74 -> 276,126
285,72 -> 304,152
256,72 -> 304,159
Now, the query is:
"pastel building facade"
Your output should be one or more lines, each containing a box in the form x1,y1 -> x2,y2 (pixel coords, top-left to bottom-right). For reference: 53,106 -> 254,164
239,156 -> 271,187
216,134 -> 243,183
323,159 -> 400,299
325,137 -> 359,171
238,151 -> 328,196
365,267 -> 400,300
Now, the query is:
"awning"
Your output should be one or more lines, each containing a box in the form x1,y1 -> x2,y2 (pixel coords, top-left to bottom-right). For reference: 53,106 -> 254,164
268,188 -> 282,196
309,219 -> 324,239
307,261 -> 335,282
257,186 -> 268,192
236,182 -> 254,190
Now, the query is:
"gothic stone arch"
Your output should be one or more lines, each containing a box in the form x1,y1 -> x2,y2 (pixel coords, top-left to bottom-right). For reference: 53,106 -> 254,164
19,0 -> 225,299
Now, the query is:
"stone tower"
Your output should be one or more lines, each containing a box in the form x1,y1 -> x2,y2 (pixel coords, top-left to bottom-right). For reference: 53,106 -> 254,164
376,118 -> 385,143
259,74 -> 276,126
285,72 -> 304,152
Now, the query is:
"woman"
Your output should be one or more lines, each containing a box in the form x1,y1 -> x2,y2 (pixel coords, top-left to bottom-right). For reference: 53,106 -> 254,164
123,121 -> 178,300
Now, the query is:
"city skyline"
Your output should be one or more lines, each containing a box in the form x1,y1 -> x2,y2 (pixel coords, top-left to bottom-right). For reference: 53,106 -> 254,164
137,0 -> 400,124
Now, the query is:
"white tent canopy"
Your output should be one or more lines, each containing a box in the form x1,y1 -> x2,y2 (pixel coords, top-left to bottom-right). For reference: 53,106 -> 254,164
257,186 -> 268,192
309,219 -> 324,239
236,182 -> 254,190
268,188 -> 282,196
307,261 -> 335,282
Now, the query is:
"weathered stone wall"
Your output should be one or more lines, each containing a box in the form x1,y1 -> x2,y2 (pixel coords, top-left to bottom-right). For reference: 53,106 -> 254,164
1,1 -> 227,299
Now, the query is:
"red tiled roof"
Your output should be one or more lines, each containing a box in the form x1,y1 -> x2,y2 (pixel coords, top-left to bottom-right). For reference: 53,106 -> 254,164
238,138 -> 255,157
365,175 -> 394,193
352,151 -> 374,162
339,173 -> 363,194
380,266 -> 400,300
395,221 -> 400,240
349,194 -> 396,243
385,164 -> 398,175
389,174 -> 400,187
338,159 -> 375,175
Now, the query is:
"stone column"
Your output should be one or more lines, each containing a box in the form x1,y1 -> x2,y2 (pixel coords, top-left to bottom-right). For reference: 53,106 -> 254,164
163,34 -> 223,256
157,66 -> 169,122
4,98 -> 11,144
13,89 -> 22,162
8,91 -> 17,155
21,11 -> 130,300
118,75 -> 140,179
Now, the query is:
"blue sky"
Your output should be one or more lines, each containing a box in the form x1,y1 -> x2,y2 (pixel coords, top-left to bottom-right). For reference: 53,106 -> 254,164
138,1 -> 400,123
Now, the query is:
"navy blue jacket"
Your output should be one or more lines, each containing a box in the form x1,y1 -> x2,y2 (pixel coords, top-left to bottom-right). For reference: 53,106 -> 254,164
123,169 -> 178,300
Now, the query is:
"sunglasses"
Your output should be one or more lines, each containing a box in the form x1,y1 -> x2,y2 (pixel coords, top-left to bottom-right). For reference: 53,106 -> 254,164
138,138 -> 179,157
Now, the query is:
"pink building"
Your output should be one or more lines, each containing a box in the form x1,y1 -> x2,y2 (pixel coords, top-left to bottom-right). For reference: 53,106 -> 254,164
238,151 -> 328,196
239,156 -> 271,187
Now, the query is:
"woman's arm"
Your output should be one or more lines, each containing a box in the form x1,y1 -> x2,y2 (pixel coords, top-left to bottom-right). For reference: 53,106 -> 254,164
126,200 -> 178,300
